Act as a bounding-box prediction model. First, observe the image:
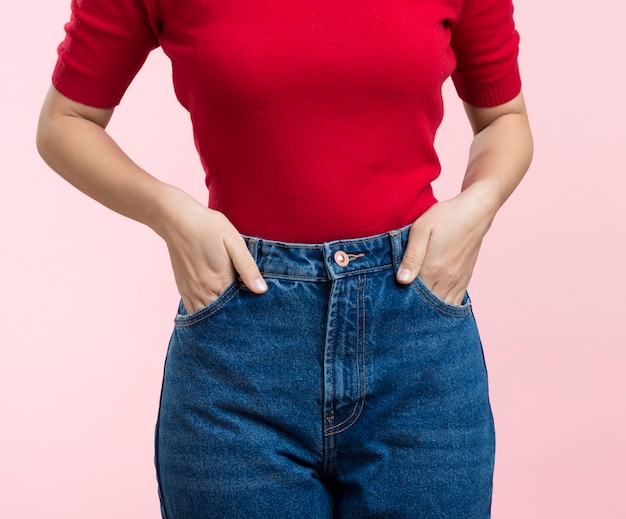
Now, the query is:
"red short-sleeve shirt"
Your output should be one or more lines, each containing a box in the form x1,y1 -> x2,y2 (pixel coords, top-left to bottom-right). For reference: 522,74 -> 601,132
54,0 -> 521,242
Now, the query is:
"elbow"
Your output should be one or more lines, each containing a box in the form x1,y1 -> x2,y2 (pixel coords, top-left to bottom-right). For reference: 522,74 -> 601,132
36,88 -> 61,167
35,85 -> 113,169
36,109 -> 65,173
518,112 -> 534,173
36,111 -> 55,168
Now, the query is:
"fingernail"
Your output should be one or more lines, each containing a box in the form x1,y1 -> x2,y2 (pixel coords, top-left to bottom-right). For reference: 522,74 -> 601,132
397,268 -> 412,282
253,277 -> 268,292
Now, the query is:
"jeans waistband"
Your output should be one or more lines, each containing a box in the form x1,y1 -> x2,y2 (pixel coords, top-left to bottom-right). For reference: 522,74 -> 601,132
243,225 -> 411,282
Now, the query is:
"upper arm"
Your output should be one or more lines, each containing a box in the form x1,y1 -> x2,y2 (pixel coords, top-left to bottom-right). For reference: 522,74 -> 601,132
39,85 -> 115,131
36,86 -> 115,158
463,91 -> 529,135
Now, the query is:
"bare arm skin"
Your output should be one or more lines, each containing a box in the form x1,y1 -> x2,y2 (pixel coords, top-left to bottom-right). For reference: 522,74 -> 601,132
397,91 -> 533,304
36,86 -> 267,314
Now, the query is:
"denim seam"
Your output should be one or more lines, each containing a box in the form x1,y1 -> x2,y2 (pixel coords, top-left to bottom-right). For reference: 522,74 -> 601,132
247,237 -> 259,262
260,234 -> 395,249
390,231 -> 404,274
332,234 -> 401,247
322,284 -> 339,475
362,275 -> 367,405
258,242 -> 323,251
324,275 -> 367,436
259,272 -> 329,282
333,264 -> 393,277
333,276 -> 368,435
326,400 -> 366,436
322,431 -> 337,477
154,337 -> 172,519
326,284 -> 338,430
262,264 -> 393,282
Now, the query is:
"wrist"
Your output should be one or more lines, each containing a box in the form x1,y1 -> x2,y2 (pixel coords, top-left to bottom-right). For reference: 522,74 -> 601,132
144,183 -> 195,241
459,179 -> 502,219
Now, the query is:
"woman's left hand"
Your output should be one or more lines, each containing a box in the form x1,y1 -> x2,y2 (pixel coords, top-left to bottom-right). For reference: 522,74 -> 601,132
396,188 -> 496,305
396,93 -> 533,303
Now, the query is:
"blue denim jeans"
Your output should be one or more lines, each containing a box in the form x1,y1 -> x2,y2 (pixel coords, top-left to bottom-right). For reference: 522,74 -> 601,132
155,226 -> 495,518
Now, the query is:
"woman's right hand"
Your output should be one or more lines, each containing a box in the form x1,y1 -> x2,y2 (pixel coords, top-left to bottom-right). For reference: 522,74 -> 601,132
37,87 -> 265,313
155,188 -> 267,314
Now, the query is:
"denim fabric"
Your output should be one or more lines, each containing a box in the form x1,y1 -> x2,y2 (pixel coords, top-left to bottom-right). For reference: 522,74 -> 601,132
155,226 -> 495,518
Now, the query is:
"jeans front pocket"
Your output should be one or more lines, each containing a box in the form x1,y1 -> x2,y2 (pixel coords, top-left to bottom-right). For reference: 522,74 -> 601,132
174,280 -> 241,327
413,275 -> 472,318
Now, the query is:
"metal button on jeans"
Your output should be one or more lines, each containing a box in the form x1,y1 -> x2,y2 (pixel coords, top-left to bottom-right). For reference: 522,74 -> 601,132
334,250 -> 350,267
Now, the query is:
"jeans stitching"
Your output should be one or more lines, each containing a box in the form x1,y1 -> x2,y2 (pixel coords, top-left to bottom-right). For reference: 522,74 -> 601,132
362,275 -> 367,410
413,279 -> 471,318
322,432 -> 337,477
258,242 -> 323,251
155,337 -> 172,519
258,234 -> 395,249
260,272 -> 329,281
173,284 -> 241,327
332,234 -> 401,247
326,283 -> 337,432
324,275 -> 367,436
261,264 -> 392,281
334,277 -> 363,428
334,264 -> 393,276
322,288 -> 338,475
326,400 -> 366,436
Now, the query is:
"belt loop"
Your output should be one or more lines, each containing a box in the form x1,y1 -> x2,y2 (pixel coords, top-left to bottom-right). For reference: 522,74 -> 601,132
389,231 -> 404,276
246,237 -> 259,263
322,242 -> 339,281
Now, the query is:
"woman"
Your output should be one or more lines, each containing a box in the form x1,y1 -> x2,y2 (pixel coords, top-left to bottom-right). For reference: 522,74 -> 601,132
37,0 -> 532,517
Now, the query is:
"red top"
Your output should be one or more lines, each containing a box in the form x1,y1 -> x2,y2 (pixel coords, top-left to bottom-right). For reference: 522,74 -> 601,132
53,0 -> 521,243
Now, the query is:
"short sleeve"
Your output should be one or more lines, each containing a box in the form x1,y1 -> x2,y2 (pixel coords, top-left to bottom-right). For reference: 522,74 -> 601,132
450,0 -> 521,107
52,0 -> 160,108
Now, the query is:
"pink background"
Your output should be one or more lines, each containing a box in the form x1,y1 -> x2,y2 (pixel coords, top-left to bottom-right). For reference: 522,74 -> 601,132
2,1 -> 625,517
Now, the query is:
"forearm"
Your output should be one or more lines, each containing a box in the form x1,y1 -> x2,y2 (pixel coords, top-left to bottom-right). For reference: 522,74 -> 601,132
36,86 -> 268,303
36,88 -> 184,238
458,94 -> 534,224
396,93 -> 533,299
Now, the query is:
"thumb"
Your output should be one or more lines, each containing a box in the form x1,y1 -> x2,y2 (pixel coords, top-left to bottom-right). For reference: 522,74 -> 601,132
397,225 -> 430,284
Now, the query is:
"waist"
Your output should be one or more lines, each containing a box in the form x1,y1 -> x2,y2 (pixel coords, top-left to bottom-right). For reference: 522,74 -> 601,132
243,225 -> 411,282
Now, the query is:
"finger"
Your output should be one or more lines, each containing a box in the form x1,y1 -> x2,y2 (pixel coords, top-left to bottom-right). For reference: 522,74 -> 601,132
443,290 -> 465,306
435,278 -> 468,306
224,235 -> 268,294
181,295 -> 193,314
397,225 -> 431,284
450,286 -> 468,306
181,294 -> 207,315
453,292 -> 466,306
